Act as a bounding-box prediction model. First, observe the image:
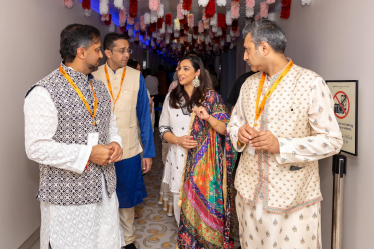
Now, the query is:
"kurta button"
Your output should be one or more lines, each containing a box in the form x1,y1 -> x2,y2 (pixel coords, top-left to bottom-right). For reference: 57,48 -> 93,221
125,91 -> 128,93
113,76 -> 117,80
114,87 -> 118,90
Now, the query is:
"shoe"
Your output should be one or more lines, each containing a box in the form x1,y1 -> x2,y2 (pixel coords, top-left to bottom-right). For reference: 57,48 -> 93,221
163,198 -> 168,211
125,243 -> 137,249
167,203 -> 174,217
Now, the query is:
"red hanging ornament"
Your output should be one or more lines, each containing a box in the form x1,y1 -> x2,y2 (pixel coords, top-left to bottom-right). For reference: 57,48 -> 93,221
165,14 -> 172,26
183,23 -> 189,32
218,13 -> 226,29
104,14 -> 112,25
157,17 -> 163,29
150,22 -> 157,32
193,26 -> 198,35
232,19 -> 238,31
182,0 -> 192,12
120,24 -> 127,32
82,0 -> 91,10
206,0 -> 215,19
129,0 -> 138,18
280,0 -> 292,20
140,30 -> 146,36
179,18 -> 187,26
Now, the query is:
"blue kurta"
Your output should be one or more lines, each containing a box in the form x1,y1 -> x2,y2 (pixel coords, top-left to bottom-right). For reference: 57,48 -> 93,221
114,73 -> 156,208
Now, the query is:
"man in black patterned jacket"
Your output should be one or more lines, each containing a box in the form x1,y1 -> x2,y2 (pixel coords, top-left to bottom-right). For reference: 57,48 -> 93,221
24,24 -> 124,249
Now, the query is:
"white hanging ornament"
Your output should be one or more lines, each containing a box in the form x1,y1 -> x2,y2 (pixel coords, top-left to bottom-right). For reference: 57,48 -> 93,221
83,9 -> 92,17
109,22 -> 115,32
99,0 -> 109,15
144,13 -> 151,25
230,43 -> 234,49
188,34 -> 192,43
129,37 -> 135,43
301,0 -> 312,5
226,11 -> 232,26
217,0 -> 227,7
268,12 -> 276,21
246,8 -> 254,18
160,22 -> 166,34
167,25 -> 173,34
151,11 -> 158,23
198,0 -> 209,7
210,13 -> 218,26
157,4 -> 164,18
114,0 -> 124,9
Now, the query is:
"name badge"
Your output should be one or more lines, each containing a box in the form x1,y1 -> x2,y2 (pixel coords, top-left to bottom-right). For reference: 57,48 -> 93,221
87,133 -> 99,146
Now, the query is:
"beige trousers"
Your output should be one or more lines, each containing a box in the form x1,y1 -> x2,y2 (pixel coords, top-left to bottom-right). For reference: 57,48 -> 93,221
119,207 -> 136,245
173,193 -> 181,227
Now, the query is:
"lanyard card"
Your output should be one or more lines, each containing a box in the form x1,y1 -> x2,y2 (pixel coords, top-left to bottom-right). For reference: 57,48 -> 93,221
87,133 -> 99,146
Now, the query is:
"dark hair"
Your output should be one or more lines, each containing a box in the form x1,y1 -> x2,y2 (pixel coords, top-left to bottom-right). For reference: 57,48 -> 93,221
127,59 -> 140,70
60,24 -> 100,63
143,68 -> 152,77
103,32 -> 128,51
169,55 -> 212,112
158,65 -> 164,71
242,19 -> 287,53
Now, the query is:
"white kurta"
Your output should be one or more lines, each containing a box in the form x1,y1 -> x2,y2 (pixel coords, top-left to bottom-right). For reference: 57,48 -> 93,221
229,68 -> 336,248
159,94 -> 191,193
24,86 -> 125,249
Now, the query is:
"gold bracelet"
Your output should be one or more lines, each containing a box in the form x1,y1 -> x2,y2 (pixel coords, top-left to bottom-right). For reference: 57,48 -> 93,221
238,141 -> 243,147
211,118 -> 220,128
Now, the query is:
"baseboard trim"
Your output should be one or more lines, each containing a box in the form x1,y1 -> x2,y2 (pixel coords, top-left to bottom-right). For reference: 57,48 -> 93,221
18,227 -> 40,249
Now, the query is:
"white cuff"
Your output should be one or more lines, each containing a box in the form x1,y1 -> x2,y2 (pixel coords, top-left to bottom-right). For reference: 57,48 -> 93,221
73,145 -> 92,174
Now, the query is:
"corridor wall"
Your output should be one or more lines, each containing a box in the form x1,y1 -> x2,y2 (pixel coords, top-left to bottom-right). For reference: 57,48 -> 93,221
276,1 -> 374,248
0,1 -> 117,248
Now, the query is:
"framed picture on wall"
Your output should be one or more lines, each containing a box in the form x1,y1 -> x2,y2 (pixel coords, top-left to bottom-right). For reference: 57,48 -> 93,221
326,80 -> 358,156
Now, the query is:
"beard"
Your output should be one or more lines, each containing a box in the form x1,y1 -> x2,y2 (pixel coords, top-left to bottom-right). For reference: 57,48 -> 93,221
87,60 -> 100,73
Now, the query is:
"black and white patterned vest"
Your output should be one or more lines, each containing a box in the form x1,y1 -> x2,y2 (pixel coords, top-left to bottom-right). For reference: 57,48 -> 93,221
26,63 -> 117,205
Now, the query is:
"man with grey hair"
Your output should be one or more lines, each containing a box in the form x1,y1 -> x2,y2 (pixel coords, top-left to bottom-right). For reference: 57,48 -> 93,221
228,19 -> 343,248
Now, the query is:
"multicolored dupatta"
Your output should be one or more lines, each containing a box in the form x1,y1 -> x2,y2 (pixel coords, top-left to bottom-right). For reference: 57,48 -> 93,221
177,90 -> 237,249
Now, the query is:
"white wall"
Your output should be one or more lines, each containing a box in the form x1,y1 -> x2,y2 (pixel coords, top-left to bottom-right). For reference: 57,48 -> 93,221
277,0 -> 374,248
0,1 -> 116,248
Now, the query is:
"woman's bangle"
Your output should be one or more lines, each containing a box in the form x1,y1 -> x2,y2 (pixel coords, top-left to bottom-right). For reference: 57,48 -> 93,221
211,119 -> 220,128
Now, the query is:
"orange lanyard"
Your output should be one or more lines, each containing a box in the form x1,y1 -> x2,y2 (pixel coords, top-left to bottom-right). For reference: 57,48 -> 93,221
254,60 -> 293,127
104,64 -> 126,106
59,66 -> 97,126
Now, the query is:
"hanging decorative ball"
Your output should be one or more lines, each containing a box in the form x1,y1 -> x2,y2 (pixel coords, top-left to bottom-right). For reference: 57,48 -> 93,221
205,0 -> 216,18
129,0 -> 138,18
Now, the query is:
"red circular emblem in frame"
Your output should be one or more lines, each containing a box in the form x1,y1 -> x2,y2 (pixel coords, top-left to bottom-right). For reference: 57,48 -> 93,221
333,91 -> 350,119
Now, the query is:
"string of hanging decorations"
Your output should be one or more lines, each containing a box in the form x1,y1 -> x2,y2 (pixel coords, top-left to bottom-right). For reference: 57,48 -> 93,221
64,0 -> 311,61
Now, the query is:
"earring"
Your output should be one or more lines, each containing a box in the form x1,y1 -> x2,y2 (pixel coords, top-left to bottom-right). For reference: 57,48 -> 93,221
192,76 -> 200,88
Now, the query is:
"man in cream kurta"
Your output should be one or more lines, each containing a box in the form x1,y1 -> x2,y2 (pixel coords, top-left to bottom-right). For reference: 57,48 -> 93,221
227,20 -> 343,248
92,33 -> 155,249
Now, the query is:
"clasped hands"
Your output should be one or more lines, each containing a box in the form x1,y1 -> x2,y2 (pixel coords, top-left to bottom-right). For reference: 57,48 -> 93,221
238,124 -> 280,153
89,142 -> 123,166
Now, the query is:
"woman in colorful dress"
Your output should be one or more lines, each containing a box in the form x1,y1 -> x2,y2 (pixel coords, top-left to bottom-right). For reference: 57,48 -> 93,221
159,55 -> 237,249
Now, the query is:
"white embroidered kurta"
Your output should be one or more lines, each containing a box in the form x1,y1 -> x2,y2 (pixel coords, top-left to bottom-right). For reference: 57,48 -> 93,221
24,86 -> 124,249
159,94 -> 191,193
228,63 -> 342,248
